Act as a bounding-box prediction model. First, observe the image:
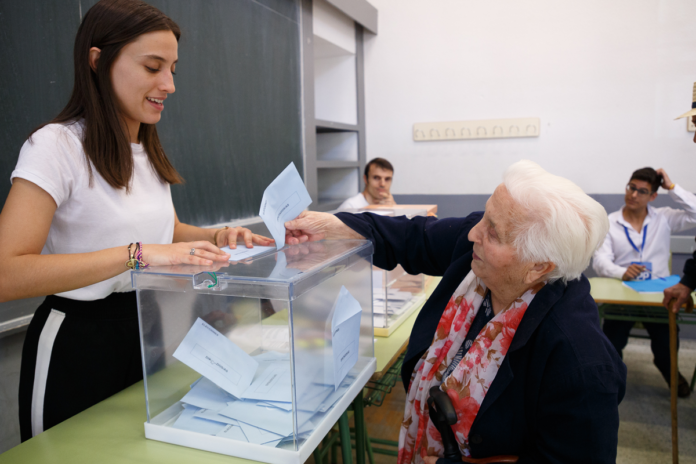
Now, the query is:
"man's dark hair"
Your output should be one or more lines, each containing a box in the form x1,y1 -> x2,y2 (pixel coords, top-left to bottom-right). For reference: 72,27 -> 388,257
629,167 -> 662,193
364,158 -> 394,177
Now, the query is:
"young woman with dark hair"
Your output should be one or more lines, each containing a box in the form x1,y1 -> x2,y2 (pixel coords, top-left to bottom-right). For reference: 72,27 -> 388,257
0,0 -> 273,440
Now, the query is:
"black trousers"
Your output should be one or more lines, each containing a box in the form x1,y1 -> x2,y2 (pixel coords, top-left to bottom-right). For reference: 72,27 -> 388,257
603,319 -> 679,382
18,292 -> 143,442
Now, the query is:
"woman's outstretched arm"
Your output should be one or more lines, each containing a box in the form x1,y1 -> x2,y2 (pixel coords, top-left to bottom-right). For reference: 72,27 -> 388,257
0,179 -> 228,302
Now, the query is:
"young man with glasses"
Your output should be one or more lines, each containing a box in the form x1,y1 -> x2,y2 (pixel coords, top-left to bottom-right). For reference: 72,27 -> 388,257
593,167 -> 696,397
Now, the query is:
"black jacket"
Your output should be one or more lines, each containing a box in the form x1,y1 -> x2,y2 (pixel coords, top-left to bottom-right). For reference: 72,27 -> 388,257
680,242 -> 696,290
337,211 -> 627,464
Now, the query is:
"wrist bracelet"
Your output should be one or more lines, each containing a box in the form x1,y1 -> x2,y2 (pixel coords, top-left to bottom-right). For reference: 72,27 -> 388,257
125,242 -> 149,270
135,242 -> 149,269
125,243 -> 137,269
213,226 -> 230,245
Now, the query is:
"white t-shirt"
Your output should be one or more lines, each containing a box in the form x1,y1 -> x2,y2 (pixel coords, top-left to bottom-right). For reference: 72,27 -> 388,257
338,192 -> 369,211
11,122 -> 175,301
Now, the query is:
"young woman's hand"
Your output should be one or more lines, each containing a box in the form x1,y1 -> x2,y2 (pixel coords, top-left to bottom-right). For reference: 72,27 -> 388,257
215,226 -> 274,249
142,241 -> 231,266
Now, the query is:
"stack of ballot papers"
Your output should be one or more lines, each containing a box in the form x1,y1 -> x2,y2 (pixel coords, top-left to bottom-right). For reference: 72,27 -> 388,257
373,290 -> 415,315
170,364 -> 358,446
373,289 -> 416,324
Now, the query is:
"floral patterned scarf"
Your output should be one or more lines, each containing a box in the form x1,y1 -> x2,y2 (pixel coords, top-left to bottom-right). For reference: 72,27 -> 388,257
397,270 -> 543,464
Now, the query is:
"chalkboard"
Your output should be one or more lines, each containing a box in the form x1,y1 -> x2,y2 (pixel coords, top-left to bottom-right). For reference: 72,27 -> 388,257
0,0 -> 303,326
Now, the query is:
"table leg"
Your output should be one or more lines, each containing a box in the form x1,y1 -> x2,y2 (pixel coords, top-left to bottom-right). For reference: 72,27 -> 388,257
669,309 -> 679,464
353,391 -> 366,464
364,426 -> 375,464
338,412 -> 353,464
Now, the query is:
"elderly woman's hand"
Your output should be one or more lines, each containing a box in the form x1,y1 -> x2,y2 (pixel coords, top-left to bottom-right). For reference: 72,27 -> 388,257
284,211 -> 363,245
663,282 -> 695,314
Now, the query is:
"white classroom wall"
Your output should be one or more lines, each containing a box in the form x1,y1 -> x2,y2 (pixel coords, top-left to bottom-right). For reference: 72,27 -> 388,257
363,0 -> 696,195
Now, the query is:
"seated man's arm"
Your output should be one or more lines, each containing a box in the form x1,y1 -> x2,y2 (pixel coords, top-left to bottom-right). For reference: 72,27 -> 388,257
592,233 -> 627,280
660,184 -> 696,232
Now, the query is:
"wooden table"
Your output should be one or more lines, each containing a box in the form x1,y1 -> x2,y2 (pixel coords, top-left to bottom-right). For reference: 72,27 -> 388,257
589,277 -> 696,464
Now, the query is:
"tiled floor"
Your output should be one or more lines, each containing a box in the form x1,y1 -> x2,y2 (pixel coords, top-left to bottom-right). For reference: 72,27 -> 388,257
311,337 -> 696,463
617,338 -> 696,464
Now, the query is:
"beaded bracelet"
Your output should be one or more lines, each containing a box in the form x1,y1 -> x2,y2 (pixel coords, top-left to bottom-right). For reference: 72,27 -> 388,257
135,242 -> 149,269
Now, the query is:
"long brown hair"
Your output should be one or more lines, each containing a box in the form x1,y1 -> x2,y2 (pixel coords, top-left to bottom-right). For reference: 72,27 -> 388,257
32,0 -> 183,190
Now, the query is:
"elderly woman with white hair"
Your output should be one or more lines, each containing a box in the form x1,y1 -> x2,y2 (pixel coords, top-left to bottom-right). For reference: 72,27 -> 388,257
285,160 -> 626,464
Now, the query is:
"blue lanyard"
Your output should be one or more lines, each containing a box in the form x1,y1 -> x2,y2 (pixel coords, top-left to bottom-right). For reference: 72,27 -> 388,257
623,224 -> 647,258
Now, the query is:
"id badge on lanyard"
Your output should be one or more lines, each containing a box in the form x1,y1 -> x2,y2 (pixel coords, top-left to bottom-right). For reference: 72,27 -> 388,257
623,224 -> 651,280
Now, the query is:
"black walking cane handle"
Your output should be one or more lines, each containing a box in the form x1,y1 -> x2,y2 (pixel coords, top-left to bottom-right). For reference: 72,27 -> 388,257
428,386 -> 461,461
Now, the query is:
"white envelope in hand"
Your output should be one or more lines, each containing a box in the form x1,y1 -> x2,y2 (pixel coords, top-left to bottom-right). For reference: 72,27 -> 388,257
326,286 -> 362,390
173,318 -> 259,398
259,162 -> 312,249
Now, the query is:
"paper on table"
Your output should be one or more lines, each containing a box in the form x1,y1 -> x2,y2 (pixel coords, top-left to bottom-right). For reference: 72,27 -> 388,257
622,275 -> 681,293
259,162 -> 312,249
327,286 -> 362,390
253,350 -> 289,362
172,404 -> 227,436
220,245 -> 276,262
376,291 -> 413,302
180,377 -> 236,411
173,318 -> 259,398
261,326 -> 290,352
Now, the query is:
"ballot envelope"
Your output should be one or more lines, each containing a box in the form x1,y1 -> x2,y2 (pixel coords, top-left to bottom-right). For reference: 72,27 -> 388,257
131,240 -> 375,464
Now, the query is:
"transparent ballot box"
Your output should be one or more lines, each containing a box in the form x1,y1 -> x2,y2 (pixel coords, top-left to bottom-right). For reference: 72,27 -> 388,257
132,240 -> 375,464
372,264 -> 426,337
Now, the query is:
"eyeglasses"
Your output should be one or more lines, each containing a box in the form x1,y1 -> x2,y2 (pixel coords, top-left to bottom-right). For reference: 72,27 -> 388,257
626,184 -> 652,196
